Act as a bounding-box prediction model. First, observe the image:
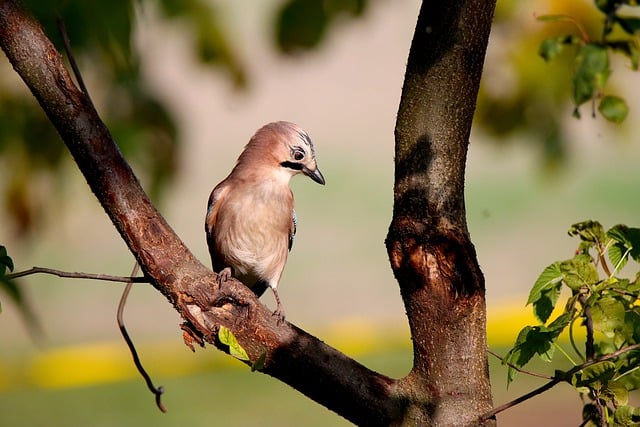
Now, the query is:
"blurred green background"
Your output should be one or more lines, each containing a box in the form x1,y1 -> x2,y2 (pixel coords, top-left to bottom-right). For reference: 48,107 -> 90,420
1,0 -> 640,425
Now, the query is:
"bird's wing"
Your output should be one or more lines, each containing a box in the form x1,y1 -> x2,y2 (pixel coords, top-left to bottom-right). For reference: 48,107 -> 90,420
289,209 -> 297,252
205,184 -> 228,271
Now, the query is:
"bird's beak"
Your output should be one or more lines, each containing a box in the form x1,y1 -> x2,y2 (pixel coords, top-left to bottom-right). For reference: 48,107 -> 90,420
304,166 -> 326,185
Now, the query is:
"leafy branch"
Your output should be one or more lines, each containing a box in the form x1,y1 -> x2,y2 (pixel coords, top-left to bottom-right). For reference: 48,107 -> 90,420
537,1 -> 640,123
481,342 -> 640,422
493,220 -> 640,426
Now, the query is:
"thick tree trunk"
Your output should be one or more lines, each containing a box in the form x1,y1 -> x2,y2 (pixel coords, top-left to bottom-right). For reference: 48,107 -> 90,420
386,0 -> 497,425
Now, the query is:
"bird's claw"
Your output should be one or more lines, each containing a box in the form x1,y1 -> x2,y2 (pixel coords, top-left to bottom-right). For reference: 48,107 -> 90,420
272,307 -> 286,325
217,267 -> 232,286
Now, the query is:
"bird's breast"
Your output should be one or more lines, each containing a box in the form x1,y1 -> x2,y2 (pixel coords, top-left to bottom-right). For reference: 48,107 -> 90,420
214,184 -> 292,287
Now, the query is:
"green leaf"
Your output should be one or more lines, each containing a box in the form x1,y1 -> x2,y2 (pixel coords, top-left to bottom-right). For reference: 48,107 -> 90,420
503,319 -> 569,385
573,44 -> 610,108
616,16 -> 640,36
275,0 -> 369,54
572,361 -> 616,388
0,245 -> 14,274
603,380 -> 629,406
599,95 -> 629,123
275,0 -> 328,53
591,296 -> 626,338
218,326 -> 249,361
504,326 -> 535,385
539,36 -> 577,61
614,405 -> 640,426
547,312 -> 573,333
560,254 -> 599,290
535,282 -> 563,324
568,220 -> 606,245
625,310 -> 640,343
528,262 -> 563,307
610,243 -> 630,271
608,225 -> 640,263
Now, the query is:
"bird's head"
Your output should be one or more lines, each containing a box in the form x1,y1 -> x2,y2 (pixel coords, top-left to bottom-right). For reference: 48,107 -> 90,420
240,121 -> 325,185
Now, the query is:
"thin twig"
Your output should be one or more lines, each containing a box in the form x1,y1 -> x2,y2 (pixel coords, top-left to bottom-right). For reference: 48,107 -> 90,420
56,17 -> 95,109
487,349 -> 553,380
592,390 -> 608,427
534,13 -> 591,43
117,263 -> 167,413
480,342 -> 640,422
596,242 -> 612,277
7,267 -> 150,283
480,378 -> 562,422
569,316 -> 586,363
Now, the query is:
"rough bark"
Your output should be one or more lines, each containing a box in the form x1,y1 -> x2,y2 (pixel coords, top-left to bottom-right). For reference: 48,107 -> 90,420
1,0 -> 498,425
386,0 -> 497,425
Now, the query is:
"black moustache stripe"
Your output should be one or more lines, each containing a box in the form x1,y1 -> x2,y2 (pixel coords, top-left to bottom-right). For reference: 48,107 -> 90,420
281,161 -> 303,171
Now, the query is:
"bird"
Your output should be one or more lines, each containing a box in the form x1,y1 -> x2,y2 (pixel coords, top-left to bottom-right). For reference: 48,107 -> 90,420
205,121 -> 325,323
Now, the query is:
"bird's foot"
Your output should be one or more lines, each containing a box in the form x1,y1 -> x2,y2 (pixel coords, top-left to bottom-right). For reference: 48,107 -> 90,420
217,267 -> 232,286
272,307 -> 286,325
271,287 -> 286,325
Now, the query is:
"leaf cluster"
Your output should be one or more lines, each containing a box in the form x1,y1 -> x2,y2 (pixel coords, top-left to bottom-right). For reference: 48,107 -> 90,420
1,0 -> 193,237
504,220 -> 640,426
275,0 -> 368,53
538,1 -> 640,123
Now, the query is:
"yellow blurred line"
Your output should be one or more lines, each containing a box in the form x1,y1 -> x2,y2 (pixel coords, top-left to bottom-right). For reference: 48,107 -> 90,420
0,303 -> 580,392
487,300 -> 538,347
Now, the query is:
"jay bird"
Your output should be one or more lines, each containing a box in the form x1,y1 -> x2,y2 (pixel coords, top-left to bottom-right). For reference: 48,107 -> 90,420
205,121 -> 325,322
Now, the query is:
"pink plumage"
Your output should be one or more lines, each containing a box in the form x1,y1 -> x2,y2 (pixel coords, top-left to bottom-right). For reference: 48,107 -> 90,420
205,121 -> 325,322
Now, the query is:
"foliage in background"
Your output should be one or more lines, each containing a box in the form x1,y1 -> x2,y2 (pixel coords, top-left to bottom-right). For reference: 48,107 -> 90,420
476,0 -> 639,169
275,0 -> 368,53
537,0 -> 640,123
2,0 -> 638,237
0,0 -> 369,238
503,220 -> 640,426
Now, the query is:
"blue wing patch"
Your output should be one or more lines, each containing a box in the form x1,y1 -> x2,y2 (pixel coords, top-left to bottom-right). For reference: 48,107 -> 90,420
289,209 -> 297,251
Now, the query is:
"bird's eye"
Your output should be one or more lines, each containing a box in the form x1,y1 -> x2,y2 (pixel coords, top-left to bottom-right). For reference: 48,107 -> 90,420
293,150 -> 305,161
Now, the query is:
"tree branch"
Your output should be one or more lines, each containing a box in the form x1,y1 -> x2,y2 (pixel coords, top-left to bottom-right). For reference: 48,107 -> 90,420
117,263 -> 167,413
479,378 -> 562,423
487,349 -> 553,380
579,293 -> 596,360
0,1 -> 400,424
7,267 -> 150,283
480,342 -> 640,421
